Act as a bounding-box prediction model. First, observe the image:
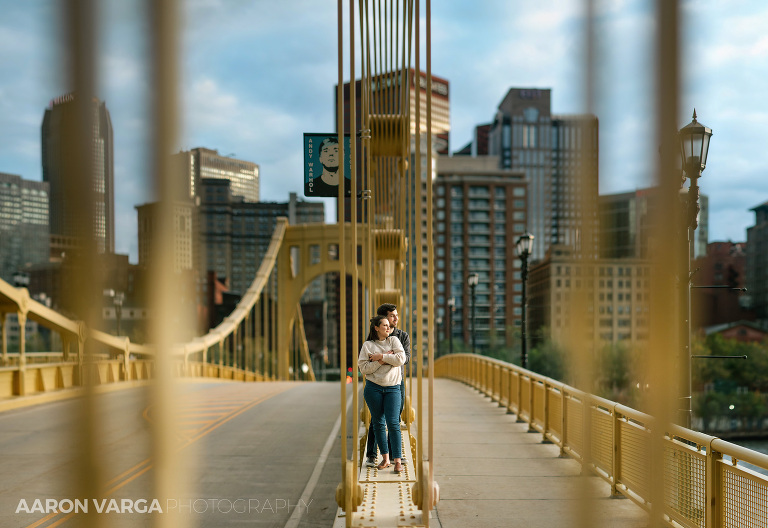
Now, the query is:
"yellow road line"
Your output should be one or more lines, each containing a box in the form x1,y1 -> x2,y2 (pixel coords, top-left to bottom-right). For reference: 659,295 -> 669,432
105,458 -> 152,486
43,512 -> 76,528
23,385 -> 294,528
183,391 -> 283,445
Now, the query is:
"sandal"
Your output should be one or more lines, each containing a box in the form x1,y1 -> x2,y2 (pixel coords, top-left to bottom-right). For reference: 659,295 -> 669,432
394,461 -> 404,473
377,461 -> 391,470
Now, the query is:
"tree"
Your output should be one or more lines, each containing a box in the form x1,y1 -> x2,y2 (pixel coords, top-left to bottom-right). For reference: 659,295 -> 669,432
527,329 -> 567,381
593,343 -> 634,404
693,391 -> 728,431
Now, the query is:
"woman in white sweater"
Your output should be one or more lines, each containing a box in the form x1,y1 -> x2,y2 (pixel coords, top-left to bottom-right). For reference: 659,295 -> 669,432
358,314 -> 406,472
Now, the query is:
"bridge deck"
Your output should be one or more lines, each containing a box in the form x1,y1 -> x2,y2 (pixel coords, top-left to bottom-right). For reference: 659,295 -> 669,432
335,378 -> 649,527
430,378 -> 648,528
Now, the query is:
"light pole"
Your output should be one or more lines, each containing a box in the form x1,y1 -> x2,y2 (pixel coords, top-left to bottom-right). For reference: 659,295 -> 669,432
12,271 -> 30,288
435,316 -> 443,358
679,109 -> 712,428
515,233 -> 534,370
467,273 -> 479,354
447,296 -> 455,355
104,289 -> 125,336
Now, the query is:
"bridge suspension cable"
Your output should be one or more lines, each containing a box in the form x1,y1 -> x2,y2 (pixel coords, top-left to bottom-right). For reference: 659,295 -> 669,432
330,0 -> 438,526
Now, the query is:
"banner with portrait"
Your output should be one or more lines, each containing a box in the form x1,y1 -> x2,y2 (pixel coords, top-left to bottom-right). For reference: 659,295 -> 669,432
303,133 -> 352,198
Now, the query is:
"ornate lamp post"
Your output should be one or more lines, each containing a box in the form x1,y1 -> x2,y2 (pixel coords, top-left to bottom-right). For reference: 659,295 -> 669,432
515,233 -> 534,369
679,109 -> 712,428
447,296 -> 455,355
467,273 -> 479,354
104,289 -> 125,336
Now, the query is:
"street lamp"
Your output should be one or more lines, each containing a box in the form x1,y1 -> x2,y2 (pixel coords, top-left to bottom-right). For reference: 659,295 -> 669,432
447,297 -> 455,355
515,233 -> 534,369
104,289 -> 125,336
679,109 -> 712,428
435,316 -> 443,358
12,271 -> 30,288
467,273 -> 479,354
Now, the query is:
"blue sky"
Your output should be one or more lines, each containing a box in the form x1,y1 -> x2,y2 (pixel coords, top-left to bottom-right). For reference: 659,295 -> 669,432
1,0 -> 767,262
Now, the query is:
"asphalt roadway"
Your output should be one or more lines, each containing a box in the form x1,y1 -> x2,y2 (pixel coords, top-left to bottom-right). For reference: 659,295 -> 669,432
0,377 -> 651,528
0,380 -> 350,528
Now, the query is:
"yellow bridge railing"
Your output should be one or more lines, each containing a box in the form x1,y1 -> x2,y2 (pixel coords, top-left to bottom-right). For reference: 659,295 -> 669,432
0,217 -> 317,401
435,353 -> 768,528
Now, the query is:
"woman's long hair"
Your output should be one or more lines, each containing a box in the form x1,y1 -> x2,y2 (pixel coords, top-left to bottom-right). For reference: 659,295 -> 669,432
366,314 -> 388,341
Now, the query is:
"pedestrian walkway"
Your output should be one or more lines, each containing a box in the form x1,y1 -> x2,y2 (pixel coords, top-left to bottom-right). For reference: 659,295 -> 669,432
431,378 -> 649,528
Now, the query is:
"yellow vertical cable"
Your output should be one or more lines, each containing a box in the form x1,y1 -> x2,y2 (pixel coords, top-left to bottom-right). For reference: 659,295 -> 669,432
387,0 -> 393,125
64,1 -> 103,527
261,296 -> 266,378
425,0 -> 435,503
272,270 -> 277,379
249,309 -> 254,375
359,0 -> 373,448
571,1 -> 598,526
413,0 -> 423,483
336,1 -> 350,516
349,0 -> 360,473
258,297 -> 263,377
147,1 -> 187,526
244,313 -> 249,373
363,0 -> 374,322
649,2 -> 682,528
233,315 -> 237,371
403,0 -> 414,430
395,0 -> 403,368
376,0 -> 383,109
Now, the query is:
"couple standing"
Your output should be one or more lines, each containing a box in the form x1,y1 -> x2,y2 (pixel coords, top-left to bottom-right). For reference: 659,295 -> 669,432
357,304 -> 411,474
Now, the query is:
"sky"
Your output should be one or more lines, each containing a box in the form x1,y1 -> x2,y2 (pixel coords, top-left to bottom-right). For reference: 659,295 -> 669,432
1,0 -> 767,263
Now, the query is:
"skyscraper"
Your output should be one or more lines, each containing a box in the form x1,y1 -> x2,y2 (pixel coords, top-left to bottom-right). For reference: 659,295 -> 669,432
598,187 -> 708,260
173,148 -> 260,203
199,181 -> 323,296
746,201 -> 768,319
341,69 -> 450,154
486,88 -> 599,261
434,156 -> 528,351
339,70 -> 450,351
135,200 -> 197,273
0,173 -> 50,282
42,93 -> 114,255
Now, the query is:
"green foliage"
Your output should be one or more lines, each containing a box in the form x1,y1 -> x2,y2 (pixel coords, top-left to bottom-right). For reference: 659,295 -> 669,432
692,333 -> 768,392
527,328 -> 566,381
451,325 -> 768,432
593,342 -> 636,405
482,329 -> 517,364
437,338 -> 472,357
691,333 -> 768,432
693,391 -> 728,431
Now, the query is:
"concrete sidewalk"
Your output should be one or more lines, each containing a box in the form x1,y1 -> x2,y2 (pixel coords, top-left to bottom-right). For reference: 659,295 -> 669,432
430,378 -> 649,528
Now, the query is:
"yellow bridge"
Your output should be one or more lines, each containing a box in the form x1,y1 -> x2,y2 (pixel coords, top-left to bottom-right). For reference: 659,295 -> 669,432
1,1 -> 767,528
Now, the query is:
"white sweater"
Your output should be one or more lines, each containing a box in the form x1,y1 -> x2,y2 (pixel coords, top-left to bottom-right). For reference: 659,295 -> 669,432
357,337 -> 406,387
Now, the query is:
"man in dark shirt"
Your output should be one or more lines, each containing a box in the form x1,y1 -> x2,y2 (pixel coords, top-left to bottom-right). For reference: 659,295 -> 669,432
364,303 -> 411,467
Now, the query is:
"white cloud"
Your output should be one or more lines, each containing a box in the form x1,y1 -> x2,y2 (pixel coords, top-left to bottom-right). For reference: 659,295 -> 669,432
180,76 -> 310,202
2,0 -> 768,258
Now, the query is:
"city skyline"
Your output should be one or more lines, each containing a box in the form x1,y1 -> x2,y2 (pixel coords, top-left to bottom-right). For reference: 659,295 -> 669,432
1,1 -> 767,263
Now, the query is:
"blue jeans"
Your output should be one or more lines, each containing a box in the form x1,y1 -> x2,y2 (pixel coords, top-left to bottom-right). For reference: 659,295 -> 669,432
364,380 -> 402,459
366,377 -> 405,458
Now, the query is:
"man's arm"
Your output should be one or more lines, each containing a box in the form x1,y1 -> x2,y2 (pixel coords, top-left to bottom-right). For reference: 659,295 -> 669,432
399,330 -> 411,365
